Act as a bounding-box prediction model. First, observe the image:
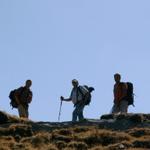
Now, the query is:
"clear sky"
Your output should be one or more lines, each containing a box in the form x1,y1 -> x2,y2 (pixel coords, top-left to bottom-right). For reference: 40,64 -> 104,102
0,0 -> 150,122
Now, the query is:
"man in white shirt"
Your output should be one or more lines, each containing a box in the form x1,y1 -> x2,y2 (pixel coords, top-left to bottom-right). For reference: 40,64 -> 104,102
60,79 -> 89,122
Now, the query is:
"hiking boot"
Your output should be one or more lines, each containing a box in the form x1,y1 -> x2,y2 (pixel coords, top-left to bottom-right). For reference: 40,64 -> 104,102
71,121 -> 78,125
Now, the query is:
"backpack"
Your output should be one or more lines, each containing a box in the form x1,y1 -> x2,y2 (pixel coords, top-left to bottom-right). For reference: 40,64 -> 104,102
126,82 -> 134,106
9,90 -> 18,109
9,87 -> 32,109
78,85 -> 94,105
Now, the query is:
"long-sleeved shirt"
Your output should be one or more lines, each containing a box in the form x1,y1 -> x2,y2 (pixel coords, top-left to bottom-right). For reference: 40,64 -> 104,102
114,82 -> 127,104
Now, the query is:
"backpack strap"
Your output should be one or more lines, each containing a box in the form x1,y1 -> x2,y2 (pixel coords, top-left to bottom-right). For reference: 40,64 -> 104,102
77,86 -> 84,99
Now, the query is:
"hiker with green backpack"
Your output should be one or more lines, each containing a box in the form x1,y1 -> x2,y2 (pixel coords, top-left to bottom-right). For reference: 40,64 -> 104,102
9,80 -> 33,118
112,73 -> 134,114
60,79 -> 94,122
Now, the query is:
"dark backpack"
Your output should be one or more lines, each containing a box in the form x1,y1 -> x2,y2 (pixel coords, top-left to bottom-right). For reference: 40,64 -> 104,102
9,90 -> 18,109
78,85 -> 94,105
9,87 -> 28,109
126,82 -> 134,106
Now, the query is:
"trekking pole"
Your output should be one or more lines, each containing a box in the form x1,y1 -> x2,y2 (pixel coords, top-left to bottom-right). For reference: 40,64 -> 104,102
58,100 -> 63,122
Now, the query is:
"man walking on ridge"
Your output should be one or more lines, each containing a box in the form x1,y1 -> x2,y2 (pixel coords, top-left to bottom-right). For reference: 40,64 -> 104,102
112,73 -> 128,114
14,80 -> 33,118
60,79 -> 89,122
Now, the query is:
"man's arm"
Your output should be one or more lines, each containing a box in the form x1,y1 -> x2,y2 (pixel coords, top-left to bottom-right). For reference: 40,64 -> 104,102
113,84 -> 117,104
60,88 -> 73,102
60,96 -> 71,102
27,91 -> 33,103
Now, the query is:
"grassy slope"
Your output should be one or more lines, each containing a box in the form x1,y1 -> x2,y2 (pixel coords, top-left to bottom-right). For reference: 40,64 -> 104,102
0,111 -> 150,150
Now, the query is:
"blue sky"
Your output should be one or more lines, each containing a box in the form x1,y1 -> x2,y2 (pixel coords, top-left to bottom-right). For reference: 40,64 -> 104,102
0,0 -> 150,121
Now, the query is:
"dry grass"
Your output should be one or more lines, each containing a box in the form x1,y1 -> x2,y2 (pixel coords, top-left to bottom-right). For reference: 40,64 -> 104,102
74,128 -> 132,148
128,149 -> 150,150
89,146 -> 106,150
132,139 -> 150,148
0,114 -> 150,150
0,136 -> 15,150
127,128 -> 150,137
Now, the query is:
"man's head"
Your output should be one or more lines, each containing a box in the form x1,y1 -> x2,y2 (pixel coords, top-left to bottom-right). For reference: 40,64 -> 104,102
72,79 -> 79,87
114,73 -> 121,83
25,80 -> 32,89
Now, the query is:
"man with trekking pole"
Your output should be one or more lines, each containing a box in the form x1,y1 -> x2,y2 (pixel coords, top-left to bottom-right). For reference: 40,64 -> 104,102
60,79 -> 93,122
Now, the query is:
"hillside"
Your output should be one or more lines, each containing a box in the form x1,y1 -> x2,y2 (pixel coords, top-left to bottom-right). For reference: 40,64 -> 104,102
0,111 -> 150,150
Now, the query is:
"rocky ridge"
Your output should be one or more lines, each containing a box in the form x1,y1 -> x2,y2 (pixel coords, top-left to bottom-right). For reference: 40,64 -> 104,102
0,111 -> 150,150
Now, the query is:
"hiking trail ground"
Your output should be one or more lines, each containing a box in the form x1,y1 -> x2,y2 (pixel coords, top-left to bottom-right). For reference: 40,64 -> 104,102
0,111 -> 150,150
